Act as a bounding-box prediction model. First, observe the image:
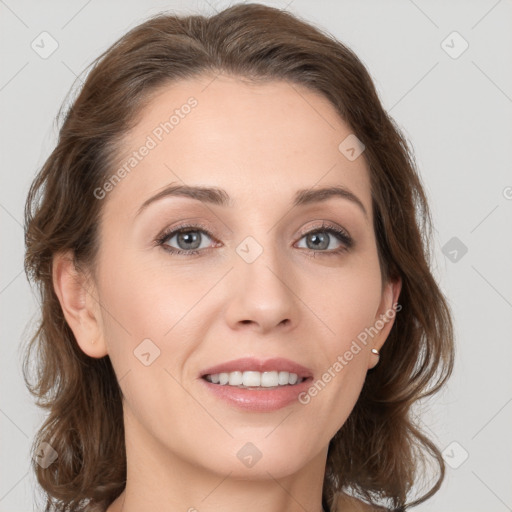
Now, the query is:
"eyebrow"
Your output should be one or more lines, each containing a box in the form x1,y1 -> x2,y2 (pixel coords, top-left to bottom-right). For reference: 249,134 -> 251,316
136,183 -> 368,219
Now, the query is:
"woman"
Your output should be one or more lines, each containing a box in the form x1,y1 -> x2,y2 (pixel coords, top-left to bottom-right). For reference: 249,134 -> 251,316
23,3 -> 454,511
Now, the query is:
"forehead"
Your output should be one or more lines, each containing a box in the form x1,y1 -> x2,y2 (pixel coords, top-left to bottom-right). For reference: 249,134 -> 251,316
103,74 -> 371,218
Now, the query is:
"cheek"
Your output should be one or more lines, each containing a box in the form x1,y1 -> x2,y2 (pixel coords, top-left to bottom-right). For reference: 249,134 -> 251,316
97,245 -> 204,336
94,254 -> 208,424
301,254 -> 382,426
94,246 -> 228,392
317,255 -> 383,349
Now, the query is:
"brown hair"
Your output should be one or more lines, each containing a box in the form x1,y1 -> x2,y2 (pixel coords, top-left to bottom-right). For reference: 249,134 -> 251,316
23,3 -> 454,511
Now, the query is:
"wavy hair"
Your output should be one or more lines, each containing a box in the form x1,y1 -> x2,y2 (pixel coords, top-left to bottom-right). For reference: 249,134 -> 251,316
23,3 -> 454,511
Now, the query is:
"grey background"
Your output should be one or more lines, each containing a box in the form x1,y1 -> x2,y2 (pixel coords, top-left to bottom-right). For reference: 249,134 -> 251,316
1,0 -> 511,510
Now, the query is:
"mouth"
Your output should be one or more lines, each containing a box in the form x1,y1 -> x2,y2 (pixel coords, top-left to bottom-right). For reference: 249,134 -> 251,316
202,370 -> 311,389
199,357 -> 313,390
199,359 -> 314,412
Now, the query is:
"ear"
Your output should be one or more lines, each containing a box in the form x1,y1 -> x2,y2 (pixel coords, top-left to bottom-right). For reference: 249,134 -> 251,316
368,276 -> 402,369
52,250 -> 108,358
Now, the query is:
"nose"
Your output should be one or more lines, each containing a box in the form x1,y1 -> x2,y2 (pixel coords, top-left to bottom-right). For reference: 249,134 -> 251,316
224,241 -> 299,334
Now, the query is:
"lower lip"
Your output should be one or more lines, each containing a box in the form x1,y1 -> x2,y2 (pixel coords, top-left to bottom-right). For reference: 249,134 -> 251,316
199,377 -> 313,412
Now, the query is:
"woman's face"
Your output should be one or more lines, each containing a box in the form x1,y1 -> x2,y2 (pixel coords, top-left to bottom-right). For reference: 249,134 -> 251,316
80,75 -> 400,480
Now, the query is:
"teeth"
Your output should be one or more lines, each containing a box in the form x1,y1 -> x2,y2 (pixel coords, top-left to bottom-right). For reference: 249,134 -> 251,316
228,371 -> 243,386
204,370 -> 304,387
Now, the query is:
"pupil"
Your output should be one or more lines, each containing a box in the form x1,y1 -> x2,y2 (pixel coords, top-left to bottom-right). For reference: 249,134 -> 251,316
178,231 -> 200,250
308,232 -> 328,250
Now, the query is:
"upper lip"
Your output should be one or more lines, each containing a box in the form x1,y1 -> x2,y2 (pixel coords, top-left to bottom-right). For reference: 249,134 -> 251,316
200,357 -> 313,379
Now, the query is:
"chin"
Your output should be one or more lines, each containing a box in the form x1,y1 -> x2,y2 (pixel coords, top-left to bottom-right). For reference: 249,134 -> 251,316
196,436 -> 317,479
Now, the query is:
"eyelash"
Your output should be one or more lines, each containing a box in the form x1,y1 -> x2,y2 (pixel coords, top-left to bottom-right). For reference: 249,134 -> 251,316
155,221 -> 353,257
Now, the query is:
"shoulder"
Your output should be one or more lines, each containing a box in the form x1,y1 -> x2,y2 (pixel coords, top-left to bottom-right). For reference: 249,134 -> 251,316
333,492 -> 388,512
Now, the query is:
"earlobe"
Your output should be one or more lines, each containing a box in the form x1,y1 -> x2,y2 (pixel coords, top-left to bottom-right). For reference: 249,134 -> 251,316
52,251 -> 108,358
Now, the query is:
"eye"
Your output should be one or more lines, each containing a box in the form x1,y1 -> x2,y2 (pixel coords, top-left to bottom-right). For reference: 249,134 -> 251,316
156,224 -> 217,255
295,222 -> 353,255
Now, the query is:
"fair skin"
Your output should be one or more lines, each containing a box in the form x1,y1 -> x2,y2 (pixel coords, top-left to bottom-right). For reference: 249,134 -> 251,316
53,74 -> 401,512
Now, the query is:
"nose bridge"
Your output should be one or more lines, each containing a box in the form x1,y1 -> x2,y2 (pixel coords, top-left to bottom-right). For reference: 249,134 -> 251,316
237,231 -> 291,297
225,230 -> 298,331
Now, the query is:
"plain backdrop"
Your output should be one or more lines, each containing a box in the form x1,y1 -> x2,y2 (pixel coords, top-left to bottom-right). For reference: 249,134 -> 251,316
1,1 -> 511,511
